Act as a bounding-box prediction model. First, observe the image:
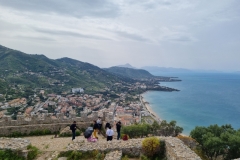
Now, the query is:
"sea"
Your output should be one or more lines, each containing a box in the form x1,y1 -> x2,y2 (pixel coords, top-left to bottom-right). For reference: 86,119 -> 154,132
142,72 -> 240,135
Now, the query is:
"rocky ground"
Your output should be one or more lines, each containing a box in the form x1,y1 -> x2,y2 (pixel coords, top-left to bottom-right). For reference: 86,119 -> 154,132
25,133 -> 118,160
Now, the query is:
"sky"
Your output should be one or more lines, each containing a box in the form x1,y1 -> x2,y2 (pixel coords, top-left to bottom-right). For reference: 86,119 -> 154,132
0,0 -> 240,71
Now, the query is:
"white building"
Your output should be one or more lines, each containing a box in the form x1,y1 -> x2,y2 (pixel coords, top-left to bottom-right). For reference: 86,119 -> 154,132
72,88 -> 84,93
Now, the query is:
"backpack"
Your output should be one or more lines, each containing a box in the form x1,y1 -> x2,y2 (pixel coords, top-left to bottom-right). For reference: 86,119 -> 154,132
70,124 -> 73,130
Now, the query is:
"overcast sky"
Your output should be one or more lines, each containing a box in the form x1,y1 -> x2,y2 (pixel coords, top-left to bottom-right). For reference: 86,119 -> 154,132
0,0 -> 240,71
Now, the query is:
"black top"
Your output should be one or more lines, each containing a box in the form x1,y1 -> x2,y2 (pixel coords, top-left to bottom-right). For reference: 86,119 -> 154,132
105,122 -> 110,129
116,122 -> 121,132
70,124 -> 76,131
93,123 -> 98,129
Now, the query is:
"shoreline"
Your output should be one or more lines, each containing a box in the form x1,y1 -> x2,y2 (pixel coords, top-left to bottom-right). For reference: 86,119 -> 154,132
140,93 -> 189,136
140,93 -> 162,123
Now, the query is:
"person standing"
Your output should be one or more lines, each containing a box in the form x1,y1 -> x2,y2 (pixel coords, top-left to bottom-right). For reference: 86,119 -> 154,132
106,126 -> 114,141
97,117 -> 102,133
93,120 -> 98,139
116,121 -> 121,140
70,121 -> 77,141
105,122 -> 110,129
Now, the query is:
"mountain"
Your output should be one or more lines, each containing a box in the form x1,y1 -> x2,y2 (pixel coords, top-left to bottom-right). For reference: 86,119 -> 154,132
116,63 -> 136,69
0,45 -> 133,95
103,66 -> 155,80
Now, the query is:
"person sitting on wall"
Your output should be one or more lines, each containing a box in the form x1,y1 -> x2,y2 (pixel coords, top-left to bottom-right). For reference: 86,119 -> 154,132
87,135 -> 98,142
122,134 -> 128,141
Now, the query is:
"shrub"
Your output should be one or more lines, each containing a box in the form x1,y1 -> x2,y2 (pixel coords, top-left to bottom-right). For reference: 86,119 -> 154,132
27,145 -> 39,160
121,123 -> 151,138
59,130 -> 81,137
142,137 -> 160,158
0,149 -> 25,160
29,129 -> 52,136
58,150 -> 105,160
122,155 -> 129,160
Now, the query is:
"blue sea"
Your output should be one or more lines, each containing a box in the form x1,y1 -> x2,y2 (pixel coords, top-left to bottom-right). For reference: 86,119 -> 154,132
142,72 -> 240,135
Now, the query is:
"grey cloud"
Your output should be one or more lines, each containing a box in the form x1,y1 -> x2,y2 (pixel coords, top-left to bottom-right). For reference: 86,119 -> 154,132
165,35 -> 195,42
16,36 -> 55,42
0,0 -> 120,18
115,31 -> 149,42
34,28 -> 112,40
126,0 -> 172,10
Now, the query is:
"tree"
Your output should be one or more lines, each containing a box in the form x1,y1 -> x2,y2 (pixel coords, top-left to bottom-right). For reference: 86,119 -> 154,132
151,121 -> 160,135
158,120 -> 183,136
202,133 -> 225,159
190,124 -> 240,160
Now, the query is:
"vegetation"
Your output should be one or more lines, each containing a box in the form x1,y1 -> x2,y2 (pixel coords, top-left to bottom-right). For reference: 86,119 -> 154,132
121,123 -> 151,138
1,129 -> 52,137
190,124 -> 240,160
6,106 -> 21,120
59,130 -> 81,137
121,120 -> 183,138
27,145 -> 39,160
0,45 -> 136,95
58,150 -> 105,160
142,137 -> 160,158
104,66 -> 155,80
140,137 -> 165,160
0,145 -> 38,160
157,120 -> 183,136
0,149 -> 25,160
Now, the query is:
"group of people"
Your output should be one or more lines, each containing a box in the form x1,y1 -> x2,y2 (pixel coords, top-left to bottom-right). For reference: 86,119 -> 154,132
104,121 -> 121,141
70,118 -> 122,142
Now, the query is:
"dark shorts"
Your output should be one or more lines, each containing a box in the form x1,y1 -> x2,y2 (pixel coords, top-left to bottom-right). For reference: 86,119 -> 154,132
107,136 -> 113,141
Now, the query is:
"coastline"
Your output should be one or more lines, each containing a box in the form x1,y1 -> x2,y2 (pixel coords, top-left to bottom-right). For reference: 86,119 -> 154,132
140,93 -> 188,136
140,93 -> 162,123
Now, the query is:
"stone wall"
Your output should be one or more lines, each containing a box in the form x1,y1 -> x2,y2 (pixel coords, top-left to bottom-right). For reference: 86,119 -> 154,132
164,137 -> 201,160
0,122 -> 92,136
0,111 -> 99,127
0,136 -> 202,159
68,137 -> 202,159
0,111 -> 99,136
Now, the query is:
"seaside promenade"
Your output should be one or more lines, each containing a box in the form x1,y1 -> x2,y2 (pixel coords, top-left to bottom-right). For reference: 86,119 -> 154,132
140,94 -> 162,123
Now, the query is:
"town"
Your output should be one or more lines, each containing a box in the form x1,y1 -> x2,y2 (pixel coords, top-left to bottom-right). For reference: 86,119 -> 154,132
0,81 -> 169,126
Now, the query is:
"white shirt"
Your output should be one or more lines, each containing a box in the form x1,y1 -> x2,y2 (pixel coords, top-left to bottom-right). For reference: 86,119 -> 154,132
106,129 -> 114,136
97,119 -> 102,124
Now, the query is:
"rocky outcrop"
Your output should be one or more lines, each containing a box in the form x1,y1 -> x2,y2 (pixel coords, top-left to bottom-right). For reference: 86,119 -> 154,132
104,150 -> 122,160
164,137 -> 201,160
0,137 -> 30,150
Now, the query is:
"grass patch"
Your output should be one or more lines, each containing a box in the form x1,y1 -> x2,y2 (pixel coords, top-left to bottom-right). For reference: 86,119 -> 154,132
1,129 -> 53,138
27,145 -> 39,160
0,149 -> 25,160
59,130 -> 81,137
58,150 -> 105,160
0,145 -> 38,160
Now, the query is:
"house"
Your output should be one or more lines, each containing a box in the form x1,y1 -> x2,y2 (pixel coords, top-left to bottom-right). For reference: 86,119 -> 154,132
72,88 -> 84,94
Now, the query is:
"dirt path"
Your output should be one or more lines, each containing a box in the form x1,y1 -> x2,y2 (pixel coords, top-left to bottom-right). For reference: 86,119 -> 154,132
25,134 -> 106,152
25,134 -> 106,160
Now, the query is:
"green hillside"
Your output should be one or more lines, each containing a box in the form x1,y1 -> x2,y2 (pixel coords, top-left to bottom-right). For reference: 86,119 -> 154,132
104,66 -> 155,80
0,45 -> 134,95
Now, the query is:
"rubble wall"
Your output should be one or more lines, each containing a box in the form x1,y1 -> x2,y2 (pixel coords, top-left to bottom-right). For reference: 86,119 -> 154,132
68,137 -> 202,159
0,112 -> 98,136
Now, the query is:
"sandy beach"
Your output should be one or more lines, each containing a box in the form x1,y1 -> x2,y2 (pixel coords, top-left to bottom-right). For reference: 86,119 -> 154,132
140,95 -> 162,123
